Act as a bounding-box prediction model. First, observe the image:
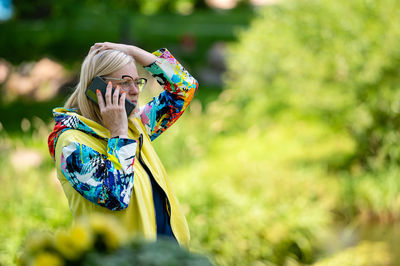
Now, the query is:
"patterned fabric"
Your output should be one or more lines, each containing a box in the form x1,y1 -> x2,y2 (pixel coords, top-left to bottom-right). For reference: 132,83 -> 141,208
48,48 -> 198,211
139,48 -> 199,141
48,109 -> 99,160
61,138 -> 136,210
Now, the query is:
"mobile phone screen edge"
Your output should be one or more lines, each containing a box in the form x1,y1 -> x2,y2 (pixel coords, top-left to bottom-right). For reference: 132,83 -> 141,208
85,76 -> 136,117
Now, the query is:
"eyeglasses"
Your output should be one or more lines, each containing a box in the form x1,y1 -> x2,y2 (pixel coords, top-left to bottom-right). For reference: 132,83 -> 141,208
101,75 -> 147,92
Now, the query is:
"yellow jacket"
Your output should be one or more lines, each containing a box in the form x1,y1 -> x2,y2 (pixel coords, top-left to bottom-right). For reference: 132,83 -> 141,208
48,49 -> 198,247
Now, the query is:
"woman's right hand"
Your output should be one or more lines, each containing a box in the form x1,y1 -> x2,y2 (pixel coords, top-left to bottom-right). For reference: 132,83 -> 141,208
96,82 -> 129,139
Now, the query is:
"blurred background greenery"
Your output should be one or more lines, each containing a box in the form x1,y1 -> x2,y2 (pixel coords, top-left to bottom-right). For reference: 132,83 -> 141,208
1,0 -> 400,265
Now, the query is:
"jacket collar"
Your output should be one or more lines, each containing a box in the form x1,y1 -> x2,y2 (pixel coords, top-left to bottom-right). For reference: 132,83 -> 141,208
48,107 -> 109,160
53,107 -> 110,137
48,107 -> 141,160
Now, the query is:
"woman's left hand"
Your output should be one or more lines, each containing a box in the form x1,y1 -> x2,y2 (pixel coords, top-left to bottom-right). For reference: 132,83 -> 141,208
89,42 -> 132,55
89,42 -> 157,66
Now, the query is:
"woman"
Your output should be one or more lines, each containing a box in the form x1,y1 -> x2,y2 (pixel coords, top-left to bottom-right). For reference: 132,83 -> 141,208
48,42 -> 198,247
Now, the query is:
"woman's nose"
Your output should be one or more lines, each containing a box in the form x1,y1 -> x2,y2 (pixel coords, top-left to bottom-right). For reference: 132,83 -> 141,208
129,84 -> 139,95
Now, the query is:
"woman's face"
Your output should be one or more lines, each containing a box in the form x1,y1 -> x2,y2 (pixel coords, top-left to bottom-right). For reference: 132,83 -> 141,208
104,62 -> 140,106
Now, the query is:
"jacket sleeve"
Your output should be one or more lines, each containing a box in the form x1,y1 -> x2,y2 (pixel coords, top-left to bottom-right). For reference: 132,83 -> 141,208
138,48 -> 199,141
60,137 -> 137,211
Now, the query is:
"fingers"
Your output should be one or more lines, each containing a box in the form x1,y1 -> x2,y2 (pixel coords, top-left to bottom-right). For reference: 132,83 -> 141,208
96,89 -> 105,111
100,82 -> 125,110
89,45 -> 96,54
113,86 -> 120,106
89,42 -> 114,55
89,42 -> 124,56
105,81 -> 113,107
89,43 -> 104,55
89,43 -> 103,55
119,91 -> 126,108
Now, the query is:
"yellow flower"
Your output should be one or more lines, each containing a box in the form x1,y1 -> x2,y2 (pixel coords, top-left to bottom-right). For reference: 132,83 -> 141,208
55,222 -> 93,260
69,224 -> 93,252
33,252 -> 63,266
88,214 -> 128,250
55,231 -> 77,260
24,232 -> 54,254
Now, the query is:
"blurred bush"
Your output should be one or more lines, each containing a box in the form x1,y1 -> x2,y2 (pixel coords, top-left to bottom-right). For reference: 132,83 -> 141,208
18,214 -> 212,266
339,165 -> 400,223
0,118 -> 72,265
153,0 -> 400,263
313,241 -> 392,266
3,0 -> 400,264
155,115 -> 342,265
219,0 -> 400,170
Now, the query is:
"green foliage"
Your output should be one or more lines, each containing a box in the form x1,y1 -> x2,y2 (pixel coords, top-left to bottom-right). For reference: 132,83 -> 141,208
11,0 -> 192,19
10,0 -> 252,19
83,239 -> 212,266
221,0 -> 400,169
155,114 -> 345,265
0,10 -> 252,67
3,0 -> 400,264
339,166 -> 400,222
0,129 -> 72,265
18,214 -> 212,266
313,241 -> 392,266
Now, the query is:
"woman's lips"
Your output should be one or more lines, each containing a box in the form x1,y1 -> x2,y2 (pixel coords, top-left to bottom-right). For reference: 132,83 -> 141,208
128,98 -> 137,104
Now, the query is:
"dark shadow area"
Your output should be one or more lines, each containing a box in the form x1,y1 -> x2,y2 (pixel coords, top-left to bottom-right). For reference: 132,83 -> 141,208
0,96 -> 66,133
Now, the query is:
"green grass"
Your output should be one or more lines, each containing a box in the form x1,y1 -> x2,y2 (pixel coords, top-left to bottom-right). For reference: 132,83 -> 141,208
0,129 -> 72,265
0,100 -> 398,265
153,113 -> 350,265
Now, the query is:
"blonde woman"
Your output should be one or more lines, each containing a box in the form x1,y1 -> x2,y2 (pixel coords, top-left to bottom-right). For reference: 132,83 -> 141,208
48,42 -> 198,247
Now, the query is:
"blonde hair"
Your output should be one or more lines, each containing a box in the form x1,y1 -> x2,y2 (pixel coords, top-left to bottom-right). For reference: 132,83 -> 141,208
65,50 -> 133,125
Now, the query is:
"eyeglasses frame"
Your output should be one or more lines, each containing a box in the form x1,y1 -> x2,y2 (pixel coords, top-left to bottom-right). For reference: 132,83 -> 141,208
100,75 -> 147,92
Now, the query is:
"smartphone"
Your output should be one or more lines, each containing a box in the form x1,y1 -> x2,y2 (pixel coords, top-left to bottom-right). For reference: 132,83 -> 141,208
85,76 -> 136,117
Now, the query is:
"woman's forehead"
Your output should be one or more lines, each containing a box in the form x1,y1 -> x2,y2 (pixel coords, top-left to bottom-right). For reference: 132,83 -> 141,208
110,62 -> 138,78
